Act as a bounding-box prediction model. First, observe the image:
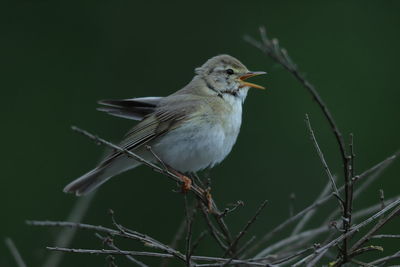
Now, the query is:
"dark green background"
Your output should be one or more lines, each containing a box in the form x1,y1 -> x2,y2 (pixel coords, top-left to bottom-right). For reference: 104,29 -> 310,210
1,1 -> 399,266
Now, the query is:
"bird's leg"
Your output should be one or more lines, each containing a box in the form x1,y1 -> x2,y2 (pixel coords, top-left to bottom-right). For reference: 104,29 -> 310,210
168,168 -> 192,192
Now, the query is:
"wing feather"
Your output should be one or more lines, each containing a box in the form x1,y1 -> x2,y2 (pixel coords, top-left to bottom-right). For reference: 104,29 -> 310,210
97,97 -> 163,121
99,106 -> 191,167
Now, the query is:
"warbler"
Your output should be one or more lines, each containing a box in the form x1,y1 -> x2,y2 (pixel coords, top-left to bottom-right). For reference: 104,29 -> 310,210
64,55 -> 266,196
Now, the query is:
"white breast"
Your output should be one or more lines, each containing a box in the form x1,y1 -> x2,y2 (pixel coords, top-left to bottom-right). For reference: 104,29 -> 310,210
152,95 -> 243,173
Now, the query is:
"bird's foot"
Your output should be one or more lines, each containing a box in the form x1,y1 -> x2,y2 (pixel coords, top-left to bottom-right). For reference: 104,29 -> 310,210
169,168 -> 192,192
180,175 -> 192,192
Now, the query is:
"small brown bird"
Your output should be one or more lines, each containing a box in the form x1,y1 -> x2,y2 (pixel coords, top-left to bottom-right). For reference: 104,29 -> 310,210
64,55 -> 266,196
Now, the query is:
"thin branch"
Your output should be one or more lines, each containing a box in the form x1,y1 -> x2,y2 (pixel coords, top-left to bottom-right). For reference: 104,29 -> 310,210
292,176 -> 333,235
245,27 -> 359,262
352,154 -> 398,199
235,236 -> 256,256
324,152 -> 398,224
223,200 -> 268,257
292,198 -> 400,266
272,246 -> 315,265
218,201 -> 244,219
289,193 -> 296,217
212,209 -> 234,248
247,158 -> 398,258
305,248 -> 329,267
160,215 -> 188,267
349,259 -> 376,267
352,195 -> 400,220
255,225 -> 329,258
4,238 -> 27,267
191,231 -> 208,256
350,245 -> 383,258
368,250 -> 400,265
184,195 -> 196,267
106,254 -> 118,267
45,247 -> 267,266
304,114 -> 341,201
370,234 -> 400,239
350,200 -> 400,252
198,201 -> 228,251
43,193 -> 96,267
244,26 -> 348,177
146,145 -> 168,171
27,220 -> 187,262
95,233 -> 148,267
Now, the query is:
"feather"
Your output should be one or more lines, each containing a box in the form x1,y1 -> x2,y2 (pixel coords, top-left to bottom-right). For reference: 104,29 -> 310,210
97,97 -> 163,121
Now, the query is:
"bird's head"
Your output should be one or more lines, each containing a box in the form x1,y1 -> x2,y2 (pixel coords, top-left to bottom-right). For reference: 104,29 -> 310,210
195,54 -> 266,99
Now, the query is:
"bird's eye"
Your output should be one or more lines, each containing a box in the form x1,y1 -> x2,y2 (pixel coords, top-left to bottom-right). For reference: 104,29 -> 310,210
226,69 -> 234,75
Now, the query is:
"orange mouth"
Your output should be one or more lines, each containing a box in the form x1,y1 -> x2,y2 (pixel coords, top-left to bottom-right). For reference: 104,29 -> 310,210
238,71 -> 266,89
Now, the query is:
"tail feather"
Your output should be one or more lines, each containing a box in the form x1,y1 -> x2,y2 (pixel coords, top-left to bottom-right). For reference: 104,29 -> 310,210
64,156 -> 141,196
63,167 -> 107,196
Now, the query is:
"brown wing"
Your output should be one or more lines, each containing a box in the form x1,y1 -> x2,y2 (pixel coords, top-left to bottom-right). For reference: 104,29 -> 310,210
99,100 -> 195,167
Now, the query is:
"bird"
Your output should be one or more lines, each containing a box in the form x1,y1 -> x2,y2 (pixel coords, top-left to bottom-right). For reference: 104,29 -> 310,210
64,54 -> 266,196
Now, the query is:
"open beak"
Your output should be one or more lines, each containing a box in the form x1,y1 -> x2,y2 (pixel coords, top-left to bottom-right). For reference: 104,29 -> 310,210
238,71 -> 267,90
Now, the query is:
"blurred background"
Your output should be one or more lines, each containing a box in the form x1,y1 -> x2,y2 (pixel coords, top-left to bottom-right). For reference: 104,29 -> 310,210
1,0 -> 400,266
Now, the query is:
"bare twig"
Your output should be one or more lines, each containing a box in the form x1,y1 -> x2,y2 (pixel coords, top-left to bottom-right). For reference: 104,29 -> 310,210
219,201 -> 244,218
255,226 -> 329,258
352,195 -> 400,221
305,249 -> 329,267
292,177 -> 333,235
4,238 -> 27,267
350,245 -> 383,258
184,195 -> 196,267
324,153 -> 398,225
305,114 -> 341,201
146,145 -> 168,171
368,250 -> 400,265
160,215 -> 188,267
292,198 -> 400,266
236,236 -> 256,256
272,246 -> 315,265
191,231 -> 208,256
43,193 -> 96,267
223,200 -> 268,257
289,193 -> 296,217
245,27 -> 364,262
379,189 -> 385,210
350,200 -> 400,252
45,247 -> 267,266
95,233 -> 148,267
352,152 -> 398,185
247,155 -> 398,258
27,220 -> 187,262
198,201 -> 228,251
244,26 -> 348,176
370,234 -> 400,239
106,254 -> 118,267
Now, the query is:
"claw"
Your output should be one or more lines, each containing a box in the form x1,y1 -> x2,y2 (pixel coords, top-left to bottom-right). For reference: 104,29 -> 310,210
168,168 -> 192,193
181,175 -> 192,192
